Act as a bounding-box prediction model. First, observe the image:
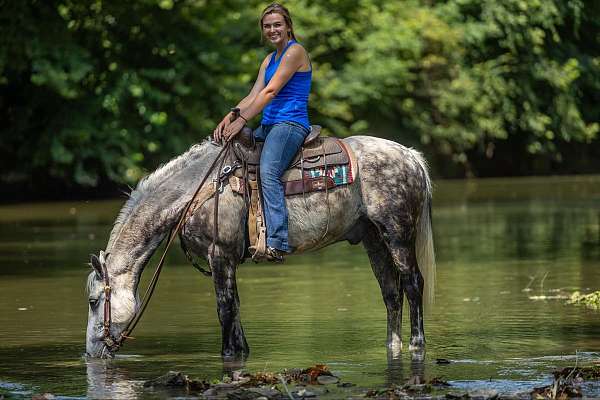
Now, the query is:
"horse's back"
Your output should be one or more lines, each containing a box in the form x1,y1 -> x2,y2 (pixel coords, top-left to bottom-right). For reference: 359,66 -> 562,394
287,135 -> 430,253
344,135 -> 430,220
344,135 -> 429,183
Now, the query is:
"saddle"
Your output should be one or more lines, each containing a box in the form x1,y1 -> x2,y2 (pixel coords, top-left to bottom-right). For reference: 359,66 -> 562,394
230,125 -> 352,196
224,124 -> 356,261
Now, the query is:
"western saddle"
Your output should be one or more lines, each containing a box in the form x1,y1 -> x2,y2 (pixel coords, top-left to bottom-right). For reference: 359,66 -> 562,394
182,112 -> 354,264
227,123 -> 353,261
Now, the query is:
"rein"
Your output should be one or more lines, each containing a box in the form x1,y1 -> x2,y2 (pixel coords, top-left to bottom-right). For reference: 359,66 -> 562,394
101,140 -> 233,353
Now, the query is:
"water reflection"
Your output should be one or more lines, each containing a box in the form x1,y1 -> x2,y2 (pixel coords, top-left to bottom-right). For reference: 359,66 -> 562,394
222,358 -> 247,378
385,350 -> 425,386
86,359 -> 141,400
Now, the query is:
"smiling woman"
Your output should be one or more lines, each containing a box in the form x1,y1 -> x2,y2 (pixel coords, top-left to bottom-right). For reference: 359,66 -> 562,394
213,2 -> 312,262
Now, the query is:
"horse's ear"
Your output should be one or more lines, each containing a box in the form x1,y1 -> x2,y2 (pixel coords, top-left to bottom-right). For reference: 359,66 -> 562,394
90,254 -> 103,279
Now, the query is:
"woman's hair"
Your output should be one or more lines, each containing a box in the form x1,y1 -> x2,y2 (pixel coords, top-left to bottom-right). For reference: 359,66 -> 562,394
260,3 -> 297,41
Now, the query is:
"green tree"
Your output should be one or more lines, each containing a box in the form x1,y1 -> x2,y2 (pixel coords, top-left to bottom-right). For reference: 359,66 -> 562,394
1,0 -> 598,197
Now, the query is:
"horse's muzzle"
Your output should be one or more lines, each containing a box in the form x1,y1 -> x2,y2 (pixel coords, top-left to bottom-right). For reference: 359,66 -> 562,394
86,339 -> 115,359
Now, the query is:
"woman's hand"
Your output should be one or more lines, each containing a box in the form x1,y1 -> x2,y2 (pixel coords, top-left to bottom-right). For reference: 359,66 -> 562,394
213,113 -> 232,142
222,117 -> 246,142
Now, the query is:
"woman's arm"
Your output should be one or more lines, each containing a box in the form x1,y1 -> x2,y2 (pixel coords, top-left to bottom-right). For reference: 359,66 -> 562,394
222,45 -> 307,141
213,56 -> 269,142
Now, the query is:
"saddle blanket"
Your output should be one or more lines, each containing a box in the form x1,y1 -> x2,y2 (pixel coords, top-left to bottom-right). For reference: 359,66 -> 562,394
283,163 -> 353,196
306,164 -> 353,186
230,136 -> 358,197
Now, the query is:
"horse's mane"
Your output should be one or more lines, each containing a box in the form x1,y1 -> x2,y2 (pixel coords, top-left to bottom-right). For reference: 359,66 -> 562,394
106,138 -> 215,250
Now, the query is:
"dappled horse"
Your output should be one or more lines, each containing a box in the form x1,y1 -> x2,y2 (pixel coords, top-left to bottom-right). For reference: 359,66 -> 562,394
85,134 -> 435,359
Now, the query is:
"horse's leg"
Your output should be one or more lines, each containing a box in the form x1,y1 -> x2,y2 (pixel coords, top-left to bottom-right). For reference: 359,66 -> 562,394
363,223 -> 404,355
403,270 -> 424,351
374,222 -> 426,351
392,239 -> 425,350
211,257 -> 249,359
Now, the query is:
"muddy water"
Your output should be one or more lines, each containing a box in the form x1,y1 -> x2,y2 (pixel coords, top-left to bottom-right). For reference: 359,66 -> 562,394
0,175 -> 599,398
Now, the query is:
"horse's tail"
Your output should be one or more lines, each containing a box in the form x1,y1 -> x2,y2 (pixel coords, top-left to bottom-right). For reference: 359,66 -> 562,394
413,151 -> 436,306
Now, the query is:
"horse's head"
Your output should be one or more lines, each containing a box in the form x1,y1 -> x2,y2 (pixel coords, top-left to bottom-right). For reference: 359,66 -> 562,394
85,250 -> 137,358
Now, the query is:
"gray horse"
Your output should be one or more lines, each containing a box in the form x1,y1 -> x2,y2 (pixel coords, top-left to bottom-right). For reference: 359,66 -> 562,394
85,135 -> 435,359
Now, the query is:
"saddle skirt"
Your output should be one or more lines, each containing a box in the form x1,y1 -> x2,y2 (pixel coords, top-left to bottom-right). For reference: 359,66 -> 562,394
231,126 -> 356,196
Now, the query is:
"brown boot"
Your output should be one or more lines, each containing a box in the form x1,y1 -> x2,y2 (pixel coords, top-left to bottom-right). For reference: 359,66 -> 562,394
264,246 -> 284,263
249,246 -> 284,263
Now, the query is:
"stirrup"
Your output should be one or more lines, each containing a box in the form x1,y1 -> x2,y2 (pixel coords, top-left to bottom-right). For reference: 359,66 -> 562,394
250,227 -> 267,262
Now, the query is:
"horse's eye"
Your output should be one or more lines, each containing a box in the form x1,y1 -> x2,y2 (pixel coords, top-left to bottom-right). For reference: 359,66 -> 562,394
89,298 -> 99,309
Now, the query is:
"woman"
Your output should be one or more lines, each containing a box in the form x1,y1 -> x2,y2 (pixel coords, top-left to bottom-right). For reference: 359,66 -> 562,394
212,3 -> 312,262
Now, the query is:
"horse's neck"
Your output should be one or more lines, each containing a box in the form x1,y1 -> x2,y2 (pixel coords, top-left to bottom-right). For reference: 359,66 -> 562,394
106,211 -> 174,287
105,141 -> 219,282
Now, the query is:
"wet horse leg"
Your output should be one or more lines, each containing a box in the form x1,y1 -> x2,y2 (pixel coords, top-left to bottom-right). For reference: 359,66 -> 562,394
363,224 -> 404,354
402,271 -> 424,350
380,227 -> 426,351
211,258 -> 249,359
393,241 -> 425,350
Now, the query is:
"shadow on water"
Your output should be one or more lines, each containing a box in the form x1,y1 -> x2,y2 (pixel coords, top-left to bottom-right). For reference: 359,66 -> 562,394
1,176 -> 600,398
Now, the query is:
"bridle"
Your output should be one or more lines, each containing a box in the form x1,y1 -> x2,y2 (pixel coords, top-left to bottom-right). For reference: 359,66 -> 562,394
96,130 -> 241,355
100,261 -> 120,352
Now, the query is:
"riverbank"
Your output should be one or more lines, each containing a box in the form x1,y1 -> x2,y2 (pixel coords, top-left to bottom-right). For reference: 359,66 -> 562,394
141,364 -> 600,399
13,364 -> 600,399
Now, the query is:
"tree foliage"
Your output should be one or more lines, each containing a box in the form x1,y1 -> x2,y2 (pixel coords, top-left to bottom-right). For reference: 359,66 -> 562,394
1,0 -> 598,195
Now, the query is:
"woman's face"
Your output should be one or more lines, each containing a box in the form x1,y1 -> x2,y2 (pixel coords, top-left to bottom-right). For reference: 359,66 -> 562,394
262,12 -> 289,46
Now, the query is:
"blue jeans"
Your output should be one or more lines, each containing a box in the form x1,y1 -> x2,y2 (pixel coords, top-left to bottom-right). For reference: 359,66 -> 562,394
254,122 -> 309,252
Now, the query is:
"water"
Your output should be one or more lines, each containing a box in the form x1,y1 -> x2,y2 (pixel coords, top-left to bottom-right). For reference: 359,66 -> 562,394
1,176 -> 599,398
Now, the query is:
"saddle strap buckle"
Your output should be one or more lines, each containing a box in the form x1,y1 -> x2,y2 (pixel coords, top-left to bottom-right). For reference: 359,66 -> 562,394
221,165 -> 233,175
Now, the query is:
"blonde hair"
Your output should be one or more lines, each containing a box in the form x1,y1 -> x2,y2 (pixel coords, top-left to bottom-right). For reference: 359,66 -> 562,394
260,3 -> 297,41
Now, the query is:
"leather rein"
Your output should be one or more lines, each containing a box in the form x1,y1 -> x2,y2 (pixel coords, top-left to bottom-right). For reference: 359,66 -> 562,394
99,137 -> 236,354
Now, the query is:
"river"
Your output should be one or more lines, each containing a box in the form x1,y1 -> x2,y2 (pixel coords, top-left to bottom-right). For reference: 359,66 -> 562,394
0,175 -> 599,398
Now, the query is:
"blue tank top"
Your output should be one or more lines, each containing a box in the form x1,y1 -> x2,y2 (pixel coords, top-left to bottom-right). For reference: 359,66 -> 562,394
261,40 -> 311,130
